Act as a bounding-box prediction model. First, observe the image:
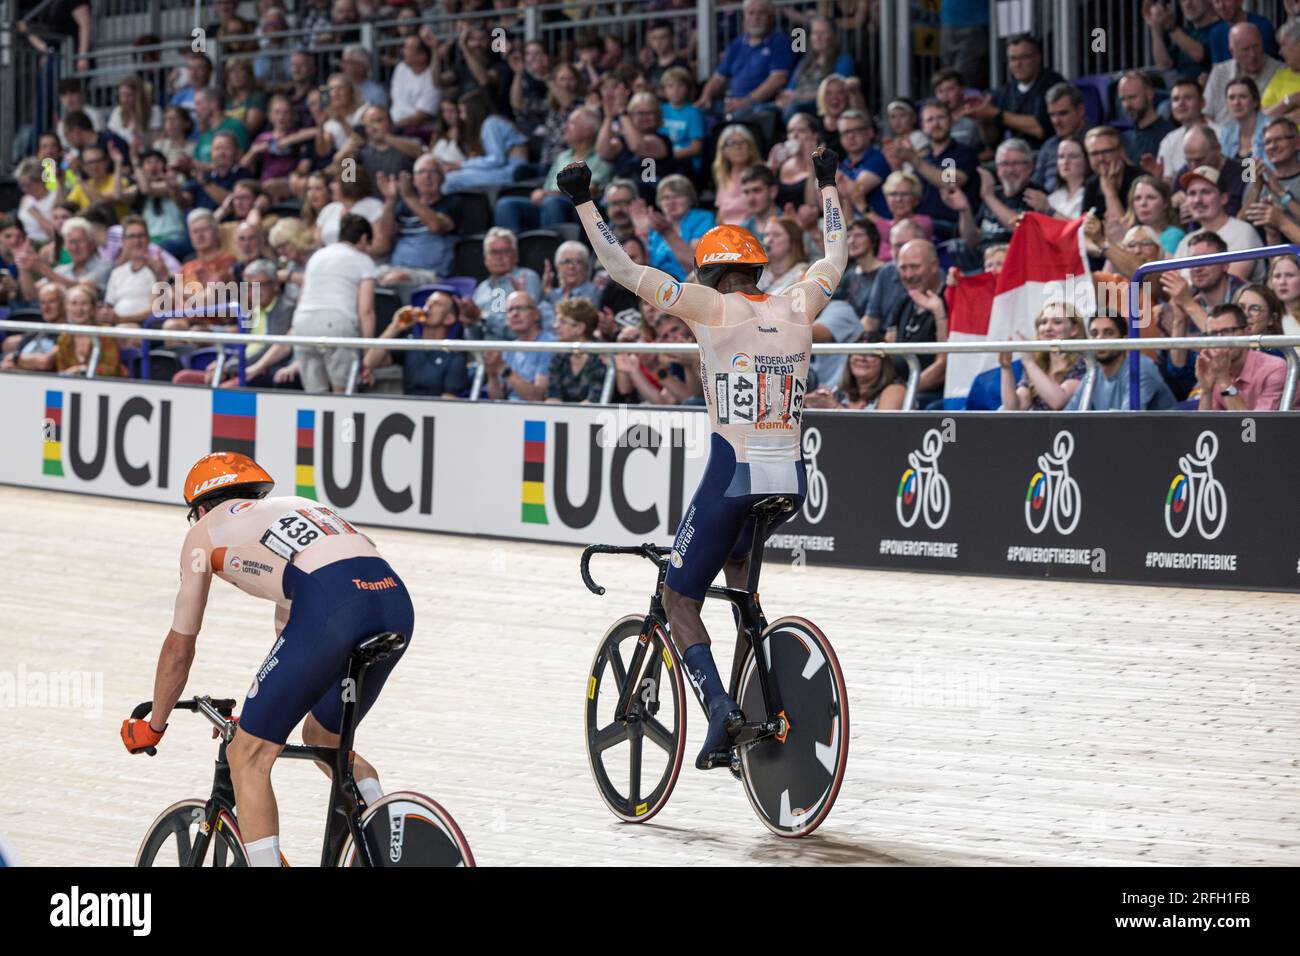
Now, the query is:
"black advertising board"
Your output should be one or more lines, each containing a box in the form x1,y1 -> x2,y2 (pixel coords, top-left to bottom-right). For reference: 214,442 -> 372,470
769,412 -> 1300,592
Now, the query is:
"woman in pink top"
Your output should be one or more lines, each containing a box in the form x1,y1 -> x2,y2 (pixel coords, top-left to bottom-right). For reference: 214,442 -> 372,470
711,125 -> 763,225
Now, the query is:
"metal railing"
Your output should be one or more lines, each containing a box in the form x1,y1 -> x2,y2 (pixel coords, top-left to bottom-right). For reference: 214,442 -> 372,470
1128,243 -> 1300,410
4,319 -> 1296,411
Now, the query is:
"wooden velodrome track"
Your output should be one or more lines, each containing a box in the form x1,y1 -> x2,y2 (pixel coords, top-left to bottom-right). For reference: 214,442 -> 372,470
0,485 -> 1296,866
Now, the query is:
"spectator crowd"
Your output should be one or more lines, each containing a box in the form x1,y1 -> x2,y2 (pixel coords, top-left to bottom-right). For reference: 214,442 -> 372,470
3,0 -> 1299,412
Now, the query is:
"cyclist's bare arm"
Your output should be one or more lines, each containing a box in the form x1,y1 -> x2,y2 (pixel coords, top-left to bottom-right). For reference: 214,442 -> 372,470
573,198 -> 725,326
150,628 -> 198,731
784,183 -> 850,325
148,538 -> 212,728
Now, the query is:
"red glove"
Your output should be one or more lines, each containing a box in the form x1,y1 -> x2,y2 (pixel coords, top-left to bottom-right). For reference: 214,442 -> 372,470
121,718 -> 166,754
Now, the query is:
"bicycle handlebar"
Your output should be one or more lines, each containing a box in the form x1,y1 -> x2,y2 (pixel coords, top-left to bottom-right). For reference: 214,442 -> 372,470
580,543 -> 672,595
130,697 -> 240,754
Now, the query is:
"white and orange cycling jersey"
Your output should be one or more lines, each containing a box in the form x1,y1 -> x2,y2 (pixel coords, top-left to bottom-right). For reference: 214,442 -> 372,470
577,185 -> 847,492
171,495 -> 380,636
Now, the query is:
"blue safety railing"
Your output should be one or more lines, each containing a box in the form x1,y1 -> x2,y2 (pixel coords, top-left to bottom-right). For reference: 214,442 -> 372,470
1128,244 -> 1300,410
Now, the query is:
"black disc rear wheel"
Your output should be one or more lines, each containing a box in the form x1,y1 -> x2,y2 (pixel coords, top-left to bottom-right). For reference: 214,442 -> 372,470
738,617 -> 849,837
338,791 -> 475,866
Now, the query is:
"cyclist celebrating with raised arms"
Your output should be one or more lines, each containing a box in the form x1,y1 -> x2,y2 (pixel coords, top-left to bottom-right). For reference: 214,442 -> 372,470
120,452 -> 415,867
558,145 -> 847,770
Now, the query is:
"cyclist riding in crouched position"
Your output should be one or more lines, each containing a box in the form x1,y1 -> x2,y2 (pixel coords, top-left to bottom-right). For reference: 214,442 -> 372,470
120,452 -> 414,867
558,146 -> 847,770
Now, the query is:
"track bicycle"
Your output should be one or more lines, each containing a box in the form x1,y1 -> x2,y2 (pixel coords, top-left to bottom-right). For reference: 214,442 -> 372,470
580,496 -> 849,837
133,632 -> 475,866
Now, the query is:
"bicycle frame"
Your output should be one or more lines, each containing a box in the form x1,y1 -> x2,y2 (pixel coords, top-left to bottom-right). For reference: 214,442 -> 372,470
585,500 -> 792,746
139,644 -> 385,867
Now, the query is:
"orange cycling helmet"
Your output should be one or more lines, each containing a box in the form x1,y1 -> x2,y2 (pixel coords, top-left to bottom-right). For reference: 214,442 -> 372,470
693,224 -> 767,289
183,451 -> 275,523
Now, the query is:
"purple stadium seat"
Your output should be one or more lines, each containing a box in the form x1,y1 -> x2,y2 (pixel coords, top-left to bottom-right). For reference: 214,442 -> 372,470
1073,74 -> 1112,128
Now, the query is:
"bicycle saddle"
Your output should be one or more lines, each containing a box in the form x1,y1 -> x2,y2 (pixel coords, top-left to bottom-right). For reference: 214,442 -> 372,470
354,632 -> 408,662
750,496 -> 795,521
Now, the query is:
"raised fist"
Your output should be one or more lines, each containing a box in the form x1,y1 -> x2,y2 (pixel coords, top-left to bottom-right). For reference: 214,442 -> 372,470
811,145 -> 841,189
556,162 -> 593,205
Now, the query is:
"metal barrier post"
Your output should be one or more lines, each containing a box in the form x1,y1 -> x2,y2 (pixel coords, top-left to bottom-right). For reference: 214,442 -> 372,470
1283,348 -> 1299,411
901,353 -> 921,410
879,0 -> 898,109
470,361 -> 486,401
210,349 -> 226,388
988,0 -> 1001,89
345,353 -> 360,395
696,0 -> 716,83
1128,244 -> 1300,410
0,3 -> 14,173
1077,350 -> 1099,411
599,360 -> 616,404
895,0 -> 912,100
1053,0 -> 1076,81
86,336 -> 101,379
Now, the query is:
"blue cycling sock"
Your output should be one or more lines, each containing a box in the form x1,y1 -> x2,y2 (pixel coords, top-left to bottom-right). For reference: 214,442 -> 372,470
682,643 -> 731,717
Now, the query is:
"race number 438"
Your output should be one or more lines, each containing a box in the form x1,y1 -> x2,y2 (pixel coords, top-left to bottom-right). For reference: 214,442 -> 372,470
260,506 -> 357,561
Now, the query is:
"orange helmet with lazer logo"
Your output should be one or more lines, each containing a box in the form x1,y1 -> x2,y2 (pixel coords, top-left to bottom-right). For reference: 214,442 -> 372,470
693,224 -> 767,289
183,451 -> 275,523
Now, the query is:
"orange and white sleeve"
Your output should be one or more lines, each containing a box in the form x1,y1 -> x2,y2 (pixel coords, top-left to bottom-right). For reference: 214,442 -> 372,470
169,526 -> 213,637
574,200 -> 724,327
787,183 -> 850,324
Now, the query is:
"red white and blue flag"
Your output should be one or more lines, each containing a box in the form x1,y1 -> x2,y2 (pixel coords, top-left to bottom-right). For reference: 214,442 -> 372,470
944,212 -> 1094,405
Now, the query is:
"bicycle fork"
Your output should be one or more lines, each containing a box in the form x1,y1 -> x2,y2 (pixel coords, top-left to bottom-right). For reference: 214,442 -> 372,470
186,745 -> 239,867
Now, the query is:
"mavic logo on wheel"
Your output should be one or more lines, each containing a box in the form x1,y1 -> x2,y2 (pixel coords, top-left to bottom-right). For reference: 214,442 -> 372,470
389,809 -> 405,863
1025,430 -> 1081,535
1165,431 -> 1227,540
896,428 -> 951,530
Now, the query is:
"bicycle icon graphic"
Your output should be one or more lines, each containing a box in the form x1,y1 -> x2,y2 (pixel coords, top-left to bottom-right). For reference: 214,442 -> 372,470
1165,430 -> 1228,540
802,428 -> 828,525
896,428 -> 950,530
1025,430 -> 1082,535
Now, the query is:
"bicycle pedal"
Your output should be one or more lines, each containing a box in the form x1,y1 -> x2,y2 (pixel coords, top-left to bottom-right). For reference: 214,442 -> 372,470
697,749 -> 733,771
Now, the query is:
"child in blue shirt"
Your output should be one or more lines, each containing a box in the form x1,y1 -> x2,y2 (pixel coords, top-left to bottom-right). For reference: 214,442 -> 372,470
659,67 -> 706,177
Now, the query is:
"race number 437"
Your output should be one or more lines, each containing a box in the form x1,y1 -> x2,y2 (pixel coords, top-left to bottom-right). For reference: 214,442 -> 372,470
715,372 -> 803,426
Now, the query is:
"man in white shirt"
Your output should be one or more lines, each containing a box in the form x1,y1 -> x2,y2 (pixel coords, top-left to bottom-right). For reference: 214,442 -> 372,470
1173,166 -> 1263,282
1204,22 -> 1283,125
389,36 -> 441,132
1158,80 -> 1219,182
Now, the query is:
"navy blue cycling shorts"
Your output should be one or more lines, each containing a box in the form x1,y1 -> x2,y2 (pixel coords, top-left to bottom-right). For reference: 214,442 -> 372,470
239,556 -> 414,745
664,434 -> 806,602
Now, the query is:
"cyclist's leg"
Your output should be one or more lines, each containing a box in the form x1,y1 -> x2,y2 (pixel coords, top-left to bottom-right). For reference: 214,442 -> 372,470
663,437 -> 751,766
226,729 -> 284,861
232,565 -> 370,864
305,561 -> 414,805
663,435 -> 747,651
721,475 -> 807,590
